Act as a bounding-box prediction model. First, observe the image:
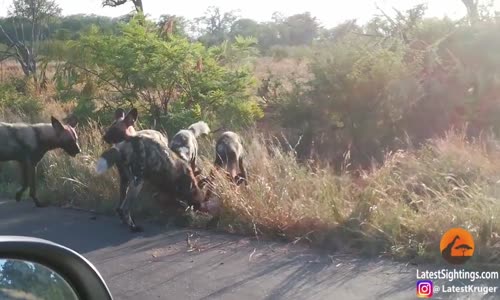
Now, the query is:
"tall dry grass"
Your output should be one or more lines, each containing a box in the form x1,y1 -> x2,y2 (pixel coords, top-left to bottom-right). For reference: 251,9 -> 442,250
195,130 -> 500,264
0,113 -> 499,264
0,63 -> 499,264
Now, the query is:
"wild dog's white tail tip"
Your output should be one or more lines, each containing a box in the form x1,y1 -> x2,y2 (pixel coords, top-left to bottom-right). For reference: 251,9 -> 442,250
188,121 -> 210,138
95,157 -> 109,175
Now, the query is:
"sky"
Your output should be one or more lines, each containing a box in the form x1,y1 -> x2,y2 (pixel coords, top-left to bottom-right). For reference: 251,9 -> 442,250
0,0 -> 496,28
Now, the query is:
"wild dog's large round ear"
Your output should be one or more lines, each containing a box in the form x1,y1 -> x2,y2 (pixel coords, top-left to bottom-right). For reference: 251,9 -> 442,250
114,108 -> 126,120
51,116 -> 65,134
124,108 -> 138,126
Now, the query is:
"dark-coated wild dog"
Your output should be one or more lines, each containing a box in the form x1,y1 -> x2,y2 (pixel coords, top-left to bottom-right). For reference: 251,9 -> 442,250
0,116 -> 80,207
102,107 -> 169,214
95,134 -> 205,232
102,108 -> 168,146
170,121 -> 210,176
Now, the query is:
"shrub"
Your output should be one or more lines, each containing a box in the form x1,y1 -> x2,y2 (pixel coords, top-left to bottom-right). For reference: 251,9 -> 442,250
0,82 -> 42,122
62,14 -> 262,133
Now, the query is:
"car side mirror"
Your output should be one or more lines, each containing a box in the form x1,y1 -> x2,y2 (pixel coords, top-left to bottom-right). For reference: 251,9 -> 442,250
0,236 -> 113,300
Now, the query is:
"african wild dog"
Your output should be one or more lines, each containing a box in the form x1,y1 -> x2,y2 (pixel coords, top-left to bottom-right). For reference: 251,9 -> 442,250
95,134 -> 205,232
212,131 -> 247,185
0,116 -> 81,207
102,107 -> 169,214
201,131 -> 248,211
169,121 -> 210,176
102,108 -> 168,146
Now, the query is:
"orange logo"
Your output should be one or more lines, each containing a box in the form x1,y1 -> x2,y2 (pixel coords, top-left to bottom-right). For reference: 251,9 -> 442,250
440,228 -> 474,265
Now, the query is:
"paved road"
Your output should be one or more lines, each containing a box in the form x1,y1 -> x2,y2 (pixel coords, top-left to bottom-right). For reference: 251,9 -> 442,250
0,200 -> 497,300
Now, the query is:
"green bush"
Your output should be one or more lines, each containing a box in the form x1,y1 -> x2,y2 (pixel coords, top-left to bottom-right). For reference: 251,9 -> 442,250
62,14 -> 262,132
0,82 -> 42,122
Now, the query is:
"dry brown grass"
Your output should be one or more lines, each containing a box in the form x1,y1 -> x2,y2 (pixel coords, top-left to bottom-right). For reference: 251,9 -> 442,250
1,96 -> 499,264
0,68 -> 499,265
194,130 -> 500,264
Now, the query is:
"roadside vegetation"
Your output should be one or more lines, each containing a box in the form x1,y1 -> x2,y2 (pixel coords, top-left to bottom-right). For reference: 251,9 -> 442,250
0,0 -> 499,265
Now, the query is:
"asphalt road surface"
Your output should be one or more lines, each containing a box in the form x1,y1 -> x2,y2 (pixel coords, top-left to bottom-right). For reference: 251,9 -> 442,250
0,200 -> 498,300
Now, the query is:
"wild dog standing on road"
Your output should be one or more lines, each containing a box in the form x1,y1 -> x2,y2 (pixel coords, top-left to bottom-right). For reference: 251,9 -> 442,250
95,135 -> 205,232
170,121 -> 210,176
102,108 -> 169,214
0,117 -> 81,207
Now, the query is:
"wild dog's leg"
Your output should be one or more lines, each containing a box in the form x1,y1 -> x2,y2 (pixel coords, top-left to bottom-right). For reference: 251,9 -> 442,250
27,163 -> 44,207
15,161 -> 29,202
191,159 -> 202,177
115,163 -> 130,221
236,157 -> 248,186
120,180 -> 144,232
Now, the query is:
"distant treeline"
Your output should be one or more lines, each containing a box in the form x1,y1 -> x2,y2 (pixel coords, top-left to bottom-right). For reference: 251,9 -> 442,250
0,9 -> 326,53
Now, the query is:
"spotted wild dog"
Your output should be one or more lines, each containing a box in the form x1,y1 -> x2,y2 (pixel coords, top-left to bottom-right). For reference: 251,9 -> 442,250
102,107 -> 169,214
102,108 -> 168,146
0,116 -> 81,207
95,134 -> 205,232
169,121 -> 210,176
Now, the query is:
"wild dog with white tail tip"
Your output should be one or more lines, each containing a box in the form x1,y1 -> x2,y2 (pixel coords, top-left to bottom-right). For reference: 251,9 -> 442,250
95,134 -> 206,232
102,108 -> 169,214
0,116 -> 81,207
170,121 -> 210,176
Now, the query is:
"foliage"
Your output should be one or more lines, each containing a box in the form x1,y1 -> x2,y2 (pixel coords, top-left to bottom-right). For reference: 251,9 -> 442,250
157,14 -> 190,38
0,0 -> 62,77
0,82 -> 41,121
102,0 -> 143,13
194,6 -> 239,46
63,14 -> 261,132
10,0 -> 62,22
1,3 -> 500,265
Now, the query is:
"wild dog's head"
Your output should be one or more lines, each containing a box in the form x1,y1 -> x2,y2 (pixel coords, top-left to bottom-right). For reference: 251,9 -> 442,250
52,116 -> 81,157
102,108 -> 138,144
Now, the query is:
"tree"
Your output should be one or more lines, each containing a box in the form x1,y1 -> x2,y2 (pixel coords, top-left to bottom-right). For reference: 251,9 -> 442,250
102,0 -> 143,13
194,6 -> 239,46
158,14 -> 190,38
65,15 -> 262,132
0,0 -> 61,79
282,12 -> 319,45
462,0 -> 480,25
229,18 -> 260,40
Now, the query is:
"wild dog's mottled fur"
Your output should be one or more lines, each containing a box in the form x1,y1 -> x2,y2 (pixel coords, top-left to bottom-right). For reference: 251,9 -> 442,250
102,108 -> 169,214
0,117 -> 81,206
96,134 -> 205,232
102,108 -> 169,146
170,121 -> 210,176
